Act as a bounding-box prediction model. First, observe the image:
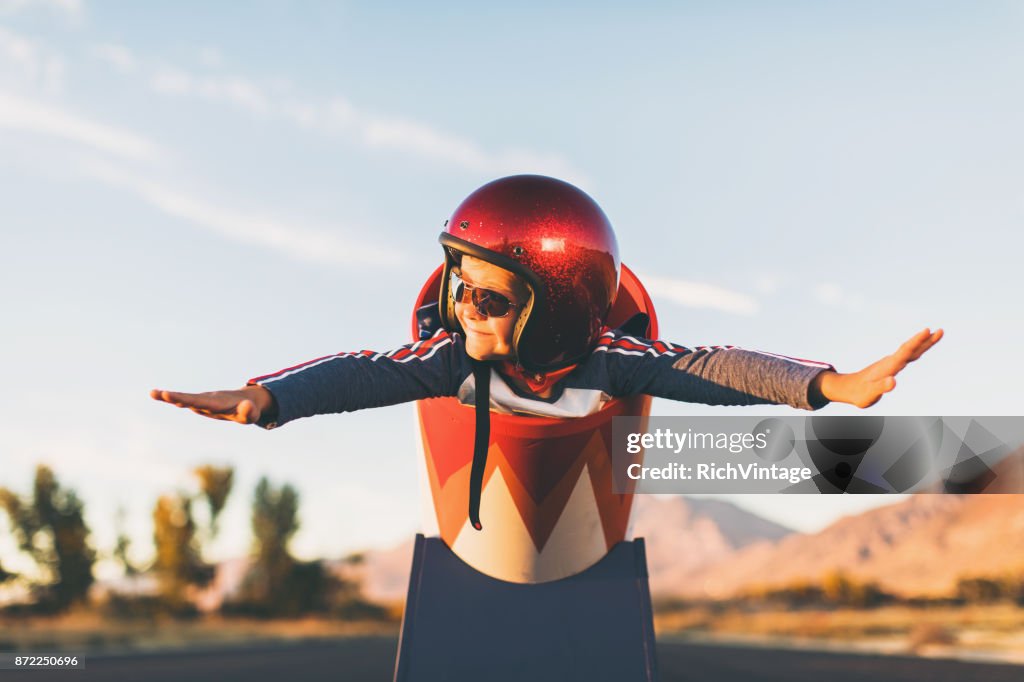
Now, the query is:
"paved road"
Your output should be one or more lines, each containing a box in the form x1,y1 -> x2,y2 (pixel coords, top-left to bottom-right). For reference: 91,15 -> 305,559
4,637 -> 1021,681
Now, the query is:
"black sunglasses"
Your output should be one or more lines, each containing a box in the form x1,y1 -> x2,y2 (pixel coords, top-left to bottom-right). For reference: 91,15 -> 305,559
450,270 -> 524,318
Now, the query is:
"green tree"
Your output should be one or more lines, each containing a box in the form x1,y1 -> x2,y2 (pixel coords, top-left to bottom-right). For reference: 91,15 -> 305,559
152,493 -> 213,612
0,465 -> 96,611
820,570 -> 890,607
148,464 -> 233,613
956,575 -> 1020,603
112,506 -> 137,577
230,476 -> 344,616
823,570 -> 858,604
193,465 -> 234,539
245,477 -> 300,610
223,477 -> 385,619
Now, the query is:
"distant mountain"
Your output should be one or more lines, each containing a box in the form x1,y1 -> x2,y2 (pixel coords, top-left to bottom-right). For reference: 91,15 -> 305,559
630,495 -> 794,598
675,450 -> 1024,599
678,493 -> 1024,598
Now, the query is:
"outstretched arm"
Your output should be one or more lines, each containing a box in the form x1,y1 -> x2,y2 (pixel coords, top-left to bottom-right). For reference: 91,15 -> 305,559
598,330 -> 837,410
150,329 -> 463,429
809,327 -> 943,408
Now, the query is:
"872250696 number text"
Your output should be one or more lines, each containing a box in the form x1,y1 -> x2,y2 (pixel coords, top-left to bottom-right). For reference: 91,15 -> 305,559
2,653 -> 84,669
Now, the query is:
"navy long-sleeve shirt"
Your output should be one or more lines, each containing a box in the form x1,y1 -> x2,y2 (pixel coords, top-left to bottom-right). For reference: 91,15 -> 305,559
246,328 -> 835,429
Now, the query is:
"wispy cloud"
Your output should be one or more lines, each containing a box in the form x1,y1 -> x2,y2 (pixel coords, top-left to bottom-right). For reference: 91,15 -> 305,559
149,64 -> 271,115
80,157 -> 407,268
356,113 -> 579,179
0,90 -> 163,160
91,42 -> 137,74
814,282 -> 865,310
91,42 -> 586,182
638,273 -> 760,316
0,25 -> 65,92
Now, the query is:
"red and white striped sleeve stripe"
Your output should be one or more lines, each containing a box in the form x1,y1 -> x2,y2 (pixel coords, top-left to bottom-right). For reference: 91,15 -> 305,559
248,329 -> 452,385
593,331 -> 829,367
593,331 -> 737,358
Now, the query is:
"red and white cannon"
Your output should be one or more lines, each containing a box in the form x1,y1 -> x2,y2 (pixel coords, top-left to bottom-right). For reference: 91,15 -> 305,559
410,263 -> 657,584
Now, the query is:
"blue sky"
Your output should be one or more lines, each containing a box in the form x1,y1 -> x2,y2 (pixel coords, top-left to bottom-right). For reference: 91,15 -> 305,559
1,1 -> 1021,582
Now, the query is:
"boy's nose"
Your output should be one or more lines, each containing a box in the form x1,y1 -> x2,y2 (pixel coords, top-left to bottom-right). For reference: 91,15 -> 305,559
461,302 -> 487,322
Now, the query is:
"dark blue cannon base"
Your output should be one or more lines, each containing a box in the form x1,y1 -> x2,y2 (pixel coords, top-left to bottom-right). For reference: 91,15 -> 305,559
393,534 -> 659,682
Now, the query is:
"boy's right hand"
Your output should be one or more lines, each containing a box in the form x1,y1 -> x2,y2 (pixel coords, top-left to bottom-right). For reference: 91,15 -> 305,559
149,385 -> 274,425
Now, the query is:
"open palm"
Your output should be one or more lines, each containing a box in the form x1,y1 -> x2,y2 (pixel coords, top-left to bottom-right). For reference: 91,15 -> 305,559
150,387 -> 268,424
842,328 -> 943,408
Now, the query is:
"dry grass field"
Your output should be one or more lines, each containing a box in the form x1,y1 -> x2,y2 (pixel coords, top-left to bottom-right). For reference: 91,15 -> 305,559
654,603 -> 1024,662
0,610 -> 400,653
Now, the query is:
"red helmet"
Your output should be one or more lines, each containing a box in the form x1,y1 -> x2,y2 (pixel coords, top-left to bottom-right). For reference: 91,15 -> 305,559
438,175 -> 620,372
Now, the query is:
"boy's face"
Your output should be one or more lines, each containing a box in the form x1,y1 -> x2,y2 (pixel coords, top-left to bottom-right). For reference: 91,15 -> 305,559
454,255 -> 530,362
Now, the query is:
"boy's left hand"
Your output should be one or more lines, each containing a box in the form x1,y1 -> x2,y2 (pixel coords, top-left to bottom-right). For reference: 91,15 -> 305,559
812,328 -> 944,409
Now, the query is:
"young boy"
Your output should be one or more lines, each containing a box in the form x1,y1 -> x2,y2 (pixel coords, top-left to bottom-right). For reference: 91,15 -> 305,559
151,175 -> 942,526
151,175 -> 942,428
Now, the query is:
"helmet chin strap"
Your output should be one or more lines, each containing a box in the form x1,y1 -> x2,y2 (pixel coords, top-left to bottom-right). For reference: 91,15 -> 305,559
468,358 -> 491,531
465,280 -> 528,532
